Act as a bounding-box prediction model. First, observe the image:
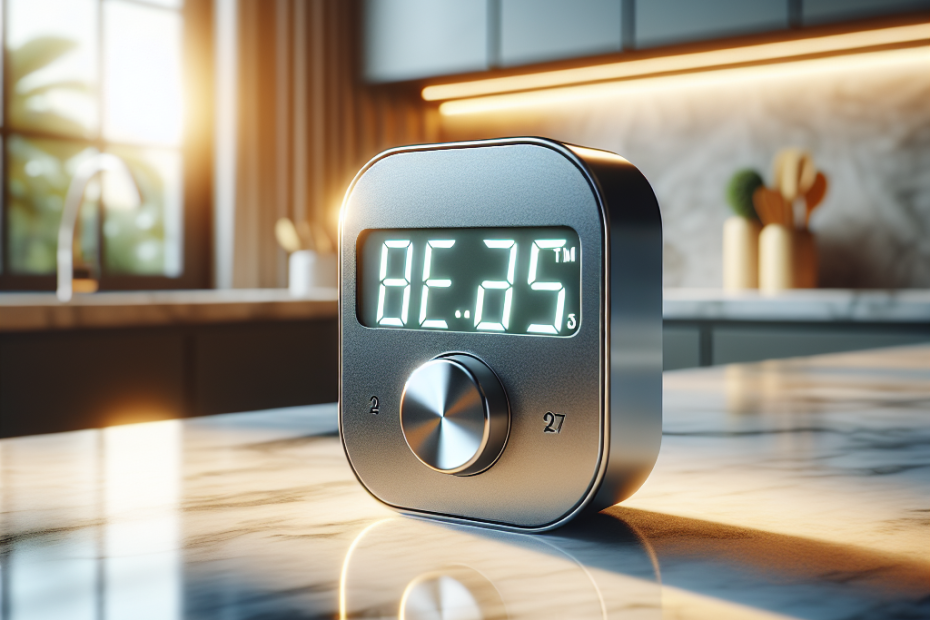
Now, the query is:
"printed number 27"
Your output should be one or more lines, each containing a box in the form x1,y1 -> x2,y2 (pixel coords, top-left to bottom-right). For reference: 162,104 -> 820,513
543,412 -> 565,433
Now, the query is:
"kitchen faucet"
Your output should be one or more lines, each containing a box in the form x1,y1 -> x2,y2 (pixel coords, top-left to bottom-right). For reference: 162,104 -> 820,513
57,154 -> 142,302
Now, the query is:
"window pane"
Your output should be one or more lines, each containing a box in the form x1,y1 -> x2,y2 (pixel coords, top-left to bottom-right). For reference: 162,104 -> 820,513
7,0 -> 98,138
103,1 -> 183,146
7,136 -> 99,274
103,147 -> 183,277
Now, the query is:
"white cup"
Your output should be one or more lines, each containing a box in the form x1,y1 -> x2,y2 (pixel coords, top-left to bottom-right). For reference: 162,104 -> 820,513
289,250 -> 337,296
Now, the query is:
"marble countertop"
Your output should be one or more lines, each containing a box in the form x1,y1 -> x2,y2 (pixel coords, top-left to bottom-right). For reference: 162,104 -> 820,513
664,288 -> 930,323
1,345 -> 927,619
0,287 -> 924,332
0,288 -> 338,332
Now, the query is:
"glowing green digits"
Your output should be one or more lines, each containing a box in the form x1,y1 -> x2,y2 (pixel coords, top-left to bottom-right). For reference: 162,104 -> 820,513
377,240 -> 413,326
475,240 -> 517,332
527,240 -> 567,335
419,240 -> 455,329
360,227 -> 579,336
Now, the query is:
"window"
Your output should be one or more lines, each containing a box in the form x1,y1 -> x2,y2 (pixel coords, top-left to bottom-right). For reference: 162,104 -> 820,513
0,0 -> 210,291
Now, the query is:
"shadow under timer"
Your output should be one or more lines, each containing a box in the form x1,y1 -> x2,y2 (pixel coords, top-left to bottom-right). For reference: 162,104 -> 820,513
339,138 -> 662,531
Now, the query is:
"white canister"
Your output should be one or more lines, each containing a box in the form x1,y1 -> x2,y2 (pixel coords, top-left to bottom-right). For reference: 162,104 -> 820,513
289,250 -> 337,296
722,216 -> 761,291
759,224 -> 793,295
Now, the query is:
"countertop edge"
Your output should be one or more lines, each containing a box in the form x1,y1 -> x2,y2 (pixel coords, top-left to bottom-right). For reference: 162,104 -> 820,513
1,288 -> 927,332
663,289 -> 930,324
0,289 -> 338,332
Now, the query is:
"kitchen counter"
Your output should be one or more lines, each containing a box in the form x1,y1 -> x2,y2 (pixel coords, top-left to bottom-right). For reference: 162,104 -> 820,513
0,288 -> 337,332
1,345 -> 927,619
3,287 -> 926,332
1,287 -> 924,333
664,288 -> 930,323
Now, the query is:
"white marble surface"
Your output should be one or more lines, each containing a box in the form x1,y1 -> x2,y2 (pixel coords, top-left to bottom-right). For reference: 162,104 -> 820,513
0,288 -> 337,332
664,288 -> 930,322
0,345 -> 927,619
440,47 -> 930,290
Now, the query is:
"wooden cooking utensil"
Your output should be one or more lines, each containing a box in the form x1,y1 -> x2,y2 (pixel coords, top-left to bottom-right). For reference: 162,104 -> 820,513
773,148 -> 815,202
275,217 -> 304,254
798,154 -> 817,196
753,186 -> 792,228
773,149 -> 798,201
803,172 -> 828,229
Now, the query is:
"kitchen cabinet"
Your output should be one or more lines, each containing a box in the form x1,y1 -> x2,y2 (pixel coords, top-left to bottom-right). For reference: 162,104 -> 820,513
0,318 -> 338,438
193,320 -> 336,416
0,330 -> 187,437
635,0 -> 788,48
712,323 -> 930,365
364,0 -> 488,82
664,321 -> 930,370
662,290 -> 930,371
499,0 -> 623,67
365,1 -> 929,84
663,324 -> 704,369
802,0 -> 930,25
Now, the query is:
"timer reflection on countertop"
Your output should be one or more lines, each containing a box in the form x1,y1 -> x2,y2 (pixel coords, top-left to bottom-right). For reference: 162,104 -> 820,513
340,516 -> 660,619
1,345 -> 928,619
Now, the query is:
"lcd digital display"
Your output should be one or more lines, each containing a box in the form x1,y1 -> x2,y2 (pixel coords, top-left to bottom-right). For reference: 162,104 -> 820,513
357,227 -> 581,336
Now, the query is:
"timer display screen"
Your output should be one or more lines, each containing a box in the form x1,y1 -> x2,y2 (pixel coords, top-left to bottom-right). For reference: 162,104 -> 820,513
357,227 -> 581,336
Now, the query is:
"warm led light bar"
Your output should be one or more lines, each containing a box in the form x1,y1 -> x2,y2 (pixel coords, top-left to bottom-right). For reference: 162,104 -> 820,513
422,23 -> 930,102
436,45 -> 929,116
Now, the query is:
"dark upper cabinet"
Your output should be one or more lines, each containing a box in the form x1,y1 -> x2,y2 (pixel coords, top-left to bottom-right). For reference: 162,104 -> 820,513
635,0 -> 789,48
363,0 -> 928,83
365,0 -> 488,83
499,0 -> 623,67
802,0 -> 930,25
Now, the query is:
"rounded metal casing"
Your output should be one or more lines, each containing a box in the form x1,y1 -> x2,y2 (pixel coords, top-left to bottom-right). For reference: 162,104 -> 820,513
339,137 -> 662,532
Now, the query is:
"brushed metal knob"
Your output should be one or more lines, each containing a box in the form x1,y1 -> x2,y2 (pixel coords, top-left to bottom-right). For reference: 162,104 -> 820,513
400,354 -> 509,476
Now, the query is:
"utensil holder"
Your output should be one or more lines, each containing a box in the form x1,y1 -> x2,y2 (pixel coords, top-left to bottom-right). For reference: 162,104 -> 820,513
792,230 -> 818,289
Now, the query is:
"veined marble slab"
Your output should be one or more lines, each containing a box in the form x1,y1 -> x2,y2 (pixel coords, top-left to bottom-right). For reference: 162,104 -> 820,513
0,345 -> 927,619
664,288 -> 930,322
440,46 -> 930,289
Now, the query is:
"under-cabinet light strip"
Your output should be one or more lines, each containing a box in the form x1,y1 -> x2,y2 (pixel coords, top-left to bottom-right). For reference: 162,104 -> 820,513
422,23 -> 930,103
436,45 -> 930,116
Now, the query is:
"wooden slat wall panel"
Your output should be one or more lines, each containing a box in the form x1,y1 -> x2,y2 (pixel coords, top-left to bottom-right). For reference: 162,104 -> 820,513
232,0 -> 432,288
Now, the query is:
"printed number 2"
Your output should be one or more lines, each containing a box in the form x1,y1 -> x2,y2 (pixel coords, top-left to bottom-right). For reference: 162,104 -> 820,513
369,396 -> 380,415
543,412 -> 565,433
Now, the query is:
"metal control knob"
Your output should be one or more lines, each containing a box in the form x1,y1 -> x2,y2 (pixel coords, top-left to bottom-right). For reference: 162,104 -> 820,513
400,354 -> 509,476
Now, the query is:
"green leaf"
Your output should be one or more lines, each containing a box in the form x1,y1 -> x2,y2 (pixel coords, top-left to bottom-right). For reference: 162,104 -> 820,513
726,169 -> 764,220
16,80 -> 93,98
8,101 -> 91,138
10,37 -> 79,83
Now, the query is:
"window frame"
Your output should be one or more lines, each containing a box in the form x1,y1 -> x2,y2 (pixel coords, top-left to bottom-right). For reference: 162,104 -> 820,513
0,0 -> 213,291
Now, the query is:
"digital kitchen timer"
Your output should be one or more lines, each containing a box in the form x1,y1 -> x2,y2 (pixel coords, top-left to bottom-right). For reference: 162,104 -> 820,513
339,137 -> 662,532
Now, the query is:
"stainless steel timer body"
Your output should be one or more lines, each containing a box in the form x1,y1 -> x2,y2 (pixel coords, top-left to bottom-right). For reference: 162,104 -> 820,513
339,138 -> 662,532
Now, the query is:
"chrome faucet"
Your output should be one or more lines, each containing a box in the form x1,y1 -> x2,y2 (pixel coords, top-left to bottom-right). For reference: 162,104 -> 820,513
57,154 -> 142,302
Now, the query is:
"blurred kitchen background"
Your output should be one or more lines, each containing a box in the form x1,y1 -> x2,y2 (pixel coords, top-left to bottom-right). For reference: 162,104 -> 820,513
0,0 -> 927,437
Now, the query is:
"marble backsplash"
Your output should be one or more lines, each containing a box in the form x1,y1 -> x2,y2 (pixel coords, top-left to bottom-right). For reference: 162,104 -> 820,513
439,48 -> 930,289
